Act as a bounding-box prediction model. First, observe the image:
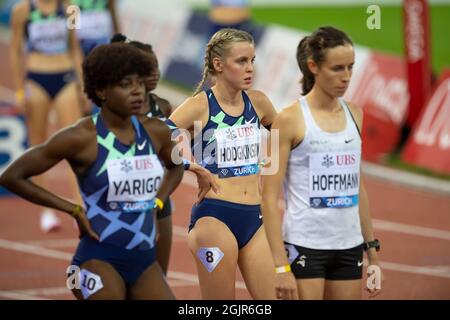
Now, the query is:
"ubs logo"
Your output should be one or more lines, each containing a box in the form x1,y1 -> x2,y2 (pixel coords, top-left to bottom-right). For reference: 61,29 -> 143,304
120,159 -> 133,173
225,128 -> 237,140
236,126 -> 255,138
336,154 -> 357,166
321,154 -> 334,168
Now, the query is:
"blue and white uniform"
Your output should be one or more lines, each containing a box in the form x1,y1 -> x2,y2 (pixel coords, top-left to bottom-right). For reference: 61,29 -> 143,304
25,0 -> 68,55
24,0 -> 75,99
72,114 -> 164,285
190,89 -> 261,179
283,97 -> 364,280
168,89 -> 263,249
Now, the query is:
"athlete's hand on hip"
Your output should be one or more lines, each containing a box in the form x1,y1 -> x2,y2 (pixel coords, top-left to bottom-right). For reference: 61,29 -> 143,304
190,163 -> 221,203
365,262 -> 384,298
74,208 -> 100,241
275,271 -> 299,300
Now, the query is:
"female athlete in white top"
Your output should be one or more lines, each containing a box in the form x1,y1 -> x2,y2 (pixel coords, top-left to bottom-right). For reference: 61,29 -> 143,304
262,26 -> 383,300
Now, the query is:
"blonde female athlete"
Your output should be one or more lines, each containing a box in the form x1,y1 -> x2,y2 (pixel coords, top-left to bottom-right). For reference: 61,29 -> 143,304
10,0 -> 84,229
166,28 -> 277,300
262,26 -> 383,300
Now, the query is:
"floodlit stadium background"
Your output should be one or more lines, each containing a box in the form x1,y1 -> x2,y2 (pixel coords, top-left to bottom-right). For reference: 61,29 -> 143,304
0,0 -> 449,300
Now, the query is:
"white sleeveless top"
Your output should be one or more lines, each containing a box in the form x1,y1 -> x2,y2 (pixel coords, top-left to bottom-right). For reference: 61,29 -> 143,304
282,97 -> 364,250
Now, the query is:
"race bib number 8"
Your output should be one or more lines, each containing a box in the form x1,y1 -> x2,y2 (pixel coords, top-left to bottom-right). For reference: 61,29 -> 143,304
309,151 -> 360,208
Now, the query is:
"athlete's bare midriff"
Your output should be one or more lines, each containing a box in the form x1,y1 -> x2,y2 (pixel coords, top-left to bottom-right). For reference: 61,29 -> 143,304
26,52 -> 74,72
205,173 -> 261,204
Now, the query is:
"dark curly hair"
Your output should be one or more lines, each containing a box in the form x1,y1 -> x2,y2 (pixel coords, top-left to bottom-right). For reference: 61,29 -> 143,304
110,33 -> 157,69
82,43 -> 154,106
110,33 -> 154,55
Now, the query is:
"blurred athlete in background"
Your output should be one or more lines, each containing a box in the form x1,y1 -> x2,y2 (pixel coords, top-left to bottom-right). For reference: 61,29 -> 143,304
10,0 -> 84,232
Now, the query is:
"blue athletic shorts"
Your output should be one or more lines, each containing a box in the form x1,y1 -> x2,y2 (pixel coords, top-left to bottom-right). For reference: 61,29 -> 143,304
72,236 -> 156,286
26,70 -> 75,99
189,198 -> 262,249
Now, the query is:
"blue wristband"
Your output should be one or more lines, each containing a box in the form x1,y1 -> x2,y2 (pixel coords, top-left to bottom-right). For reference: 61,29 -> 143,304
182,159 -> 190,171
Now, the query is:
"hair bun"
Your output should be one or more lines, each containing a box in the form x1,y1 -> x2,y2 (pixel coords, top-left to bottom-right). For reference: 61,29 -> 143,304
110,33 -> 127,43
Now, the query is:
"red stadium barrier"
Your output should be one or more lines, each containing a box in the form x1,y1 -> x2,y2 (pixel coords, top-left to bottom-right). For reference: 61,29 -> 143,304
401,69 -> 450,174
348,52 -> 409,161
403,0 -> 432,128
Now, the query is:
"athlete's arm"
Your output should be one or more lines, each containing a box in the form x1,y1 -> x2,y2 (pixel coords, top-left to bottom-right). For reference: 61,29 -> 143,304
0,122 -> 99,239
167,94 -> 220,199
0,124 -> 88,213
347,101 -> 383,297
168,93 -> 208,131
66,5 -> 84,82
143,118 -> 183,203
108,0 -> 120,34
261,102 -> 300,300
65,2 -> 87,112
10,1 -> 27,109
347,101 -> 378,246
248,90 -> 278,129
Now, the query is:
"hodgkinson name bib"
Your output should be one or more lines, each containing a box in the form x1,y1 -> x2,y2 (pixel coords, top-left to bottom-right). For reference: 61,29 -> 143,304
106,154 -> 164,213
215,124 -> 261,178
309,151 -> 360,208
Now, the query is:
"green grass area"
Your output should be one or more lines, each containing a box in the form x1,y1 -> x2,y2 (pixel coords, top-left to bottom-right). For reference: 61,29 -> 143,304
250,5 -> 450,76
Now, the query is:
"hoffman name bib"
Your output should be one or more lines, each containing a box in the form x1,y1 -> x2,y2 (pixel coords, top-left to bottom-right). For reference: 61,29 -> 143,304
309,151 -> 360,209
